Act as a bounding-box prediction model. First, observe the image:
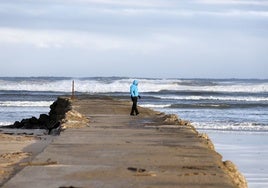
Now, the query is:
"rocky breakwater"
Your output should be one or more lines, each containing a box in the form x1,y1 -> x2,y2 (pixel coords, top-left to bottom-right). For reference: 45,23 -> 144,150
6,97 -> 89,135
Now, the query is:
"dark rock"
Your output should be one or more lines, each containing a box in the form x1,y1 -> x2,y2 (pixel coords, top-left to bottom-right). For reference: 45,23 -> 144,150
9,97 -> 73,134
38,114 -> 50,127
29,116 -> 39,124
49,97 -> 71,124
48,122 -> 61,135
21,118 -> 30,125
13,121 -> 23,128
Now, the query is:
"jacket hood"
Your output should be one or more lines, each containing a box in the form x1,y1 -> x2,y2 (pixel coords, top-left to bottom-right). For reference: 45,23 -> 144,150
133,80 -> 138,85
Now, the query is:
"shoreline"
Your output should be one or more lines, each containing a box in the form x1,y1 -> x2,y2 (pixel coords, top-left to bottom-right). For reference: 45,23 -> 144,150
1,96 -> 247,187
203,130 -> 268,188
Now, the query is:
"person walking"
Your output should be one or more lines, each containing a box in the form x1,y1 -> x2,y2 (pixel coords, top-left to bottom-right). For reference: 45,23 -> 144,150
130,80 -> 141,116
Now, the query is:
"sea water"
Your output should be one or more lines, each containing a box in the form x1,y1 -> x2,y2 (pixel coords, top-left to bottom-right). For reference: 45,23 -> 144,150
206,131 -> 268,188
0,77 -> 267,187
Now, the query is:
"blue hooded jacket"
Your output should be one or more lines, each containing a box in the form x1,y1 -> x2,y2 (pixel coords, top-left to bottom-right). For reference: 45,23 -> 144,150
130,80 -> 139,97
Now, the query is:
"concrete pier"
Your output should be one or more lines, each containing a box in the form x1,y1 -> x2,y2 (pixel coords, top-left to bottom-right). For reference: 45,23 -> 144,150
2,96 -> 246,188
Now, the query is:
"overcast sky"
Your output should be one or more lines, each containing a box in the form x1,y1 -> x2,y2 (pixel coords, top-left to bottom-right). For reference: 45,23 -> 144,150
0,0 -> 267,78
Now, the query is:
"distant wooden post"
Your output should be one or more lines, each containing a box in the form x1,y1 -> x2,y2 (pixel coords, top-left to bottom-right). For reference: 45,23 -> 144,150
71,80 -> 75,99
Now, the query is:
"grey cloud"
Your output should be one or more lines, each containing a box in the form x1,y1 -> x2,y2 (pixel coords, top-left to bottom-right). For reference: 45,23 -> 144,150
0,0 -> 267,78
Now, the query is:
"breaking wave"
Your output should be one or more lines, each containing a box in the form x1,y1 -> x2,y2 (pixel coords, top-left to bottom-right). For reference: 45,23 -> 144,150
192,122 -> 268,132
0,101 -> 53,107
0,77 -> 267,93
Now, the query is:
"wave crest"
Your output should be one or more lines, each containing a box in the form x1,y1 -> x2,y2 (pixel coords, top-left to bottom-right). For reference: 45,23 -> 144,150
0,77 -> 267,93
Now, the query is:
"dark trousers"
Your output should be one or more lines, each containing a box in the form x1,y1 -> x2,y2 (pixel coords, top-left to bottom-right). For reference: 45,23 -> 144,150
130,97 -> 139,115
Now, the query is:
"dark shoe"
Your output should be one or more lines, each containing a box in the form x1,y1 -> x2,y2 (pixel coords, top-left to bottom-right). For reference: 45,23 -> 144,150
130,113 -> 135,116
136,112 -> 139,115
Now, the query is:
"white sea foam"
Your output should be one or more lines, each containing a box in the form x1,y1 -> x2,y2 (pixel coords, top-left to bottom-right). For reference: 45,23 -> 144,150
0,78 -> 267,93
158,95 -> 268,102
176,83 -> 268,93
139,104 -> 171,108
0,101 -> 53,107
192,122 -> 268,131
0,121 -> 13,126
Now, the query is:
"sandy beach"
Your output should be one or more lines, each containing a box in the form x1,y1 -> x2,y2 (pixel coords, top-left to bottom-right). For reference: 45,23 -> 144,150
0,129 -> 52,186
0,96 -> 247,187
0,132 -> 34,185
